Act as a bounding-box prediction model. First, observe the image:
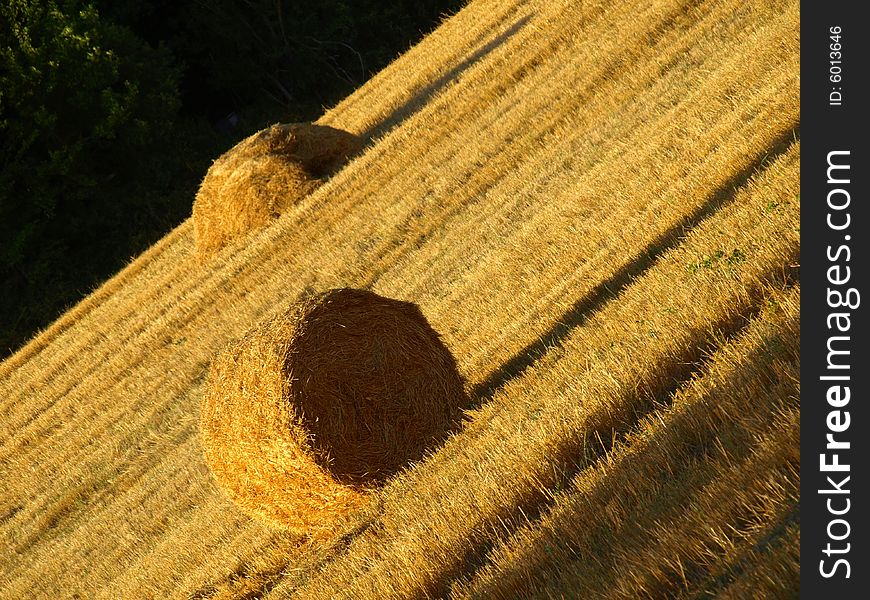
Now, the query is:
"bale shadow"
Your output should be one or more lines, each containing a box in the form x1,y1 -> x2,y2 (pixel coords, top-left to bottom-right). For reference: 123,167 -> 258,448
470,127 -> 800,403
357,13 -> 533,142
439,311 -> 801,598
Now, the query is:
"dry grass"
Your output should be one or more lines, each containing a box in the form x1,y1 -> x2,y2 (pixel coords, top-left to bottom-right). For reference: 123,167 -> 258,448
200,288 -> 465,533
0,0 -> 800,597
192,123 -> 361,258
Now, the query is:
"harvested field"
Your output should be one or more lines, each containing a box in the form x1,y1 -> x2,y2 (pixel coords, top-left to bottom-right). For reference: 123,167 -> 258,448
0,0 -> 800,597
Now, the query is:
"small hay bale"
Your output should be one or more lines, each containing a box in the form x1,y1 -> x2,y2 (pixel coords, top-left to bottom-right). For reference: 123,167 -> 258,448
192,123 -> 361,258
200,288 -> 466,532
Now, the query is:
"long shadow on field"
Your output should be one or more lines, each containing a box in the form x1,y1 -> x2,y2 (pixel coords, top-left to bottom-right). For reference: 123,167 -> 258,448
464,326 -> 800,599
689,501 -> 800,599
422,269 -> 800,598
357,13 -> 533,142
470,126 -> 800,403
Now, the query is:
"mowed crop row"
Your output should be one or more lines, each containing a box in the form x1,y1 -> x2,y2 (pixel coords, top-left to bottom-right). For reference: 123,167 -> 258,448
0,0 -> 798,597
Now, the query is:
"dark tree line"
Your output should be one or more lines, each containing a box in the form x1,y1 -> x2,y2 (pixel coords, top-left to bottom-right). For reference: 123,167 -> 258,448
0,0 -> 464,356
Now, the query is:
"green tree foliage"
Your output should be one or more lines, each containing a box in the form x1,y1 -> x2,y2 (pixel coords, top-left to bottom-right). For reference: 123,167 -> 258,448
97,0 -> 465,119
1,0 -> 188,352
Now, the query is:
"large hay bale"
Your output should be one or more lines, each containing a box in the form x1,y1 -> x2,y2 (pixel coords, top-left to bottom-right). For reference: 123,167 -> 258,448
200,288 -> 466,532
192,123 -> 361,258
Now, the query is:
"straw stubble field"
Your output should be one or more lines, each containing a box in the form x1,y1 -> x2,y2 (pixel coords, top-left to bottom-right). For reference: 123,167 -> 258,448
0,0 -> 799,597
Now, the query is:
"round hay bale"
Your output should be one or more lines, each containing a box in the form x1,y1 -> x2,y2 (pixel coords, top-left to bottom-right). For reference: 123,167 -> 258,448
192,123 -> 361,258
200,288 -> 466,532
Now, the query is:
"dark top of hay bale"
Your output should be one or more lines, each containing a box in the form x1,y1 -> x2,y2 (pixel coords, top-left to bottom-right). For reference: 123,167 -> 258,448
192,123 -> 362,259
200,288 -> 466,532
